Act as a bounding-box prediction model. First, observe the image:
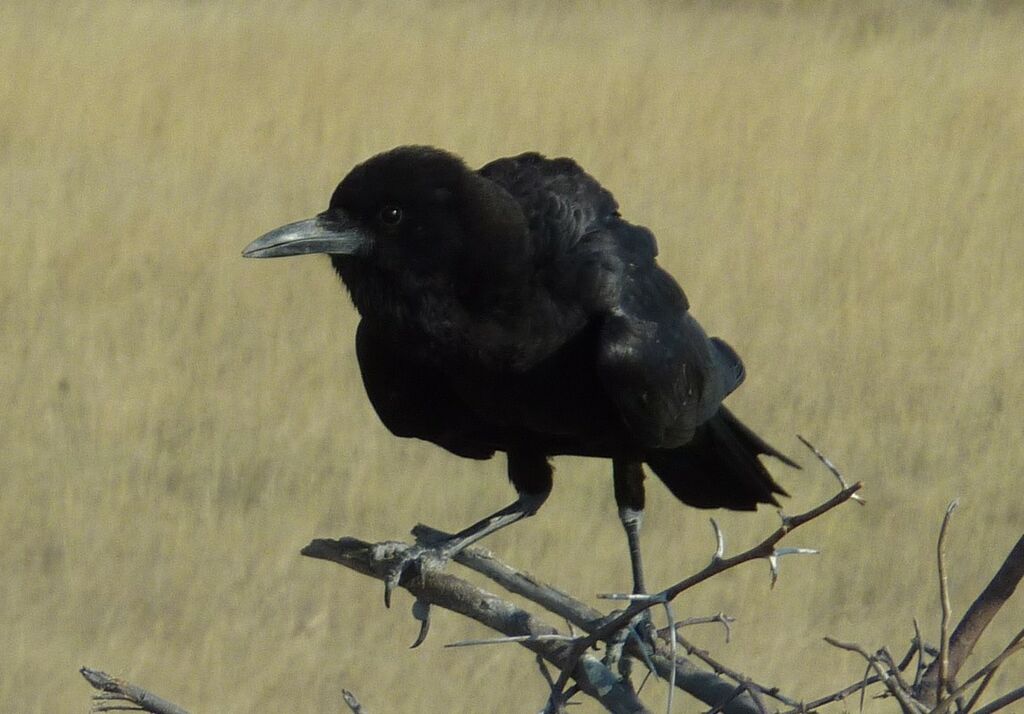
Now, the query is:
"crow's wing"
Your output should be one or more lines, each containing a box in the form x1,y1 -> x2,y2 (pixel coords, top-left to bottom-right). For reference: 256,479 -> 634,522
480,153 -> 744,449
592,222 -> 746,449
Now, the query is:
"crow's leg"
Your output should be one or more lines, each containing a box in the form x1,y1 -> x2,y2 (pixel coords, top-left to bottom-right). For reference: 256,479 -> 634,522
613,459 -> 656,652
383,451 -> 552,611
613,459 -> 648,595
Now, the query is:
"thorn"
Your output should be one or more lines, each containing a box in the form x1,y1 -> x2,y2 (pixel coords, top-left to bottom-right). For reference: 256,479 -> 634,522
778,510 -> 794,530
410,598 -> 431,648
767,553 -> 780,588
767,547 -> 819,587
596,591 -> 668,604
710,518 -> 725,562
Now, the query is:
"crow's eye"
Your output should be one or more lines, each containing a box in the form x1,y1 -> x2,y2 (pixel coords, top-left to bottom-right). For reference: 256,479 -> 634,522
378,205 -> 403,226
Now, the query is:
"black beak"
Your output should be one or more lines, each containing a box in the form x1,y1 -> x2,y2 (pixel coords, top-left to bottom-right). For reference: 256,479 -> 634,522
243,212 -> 370,259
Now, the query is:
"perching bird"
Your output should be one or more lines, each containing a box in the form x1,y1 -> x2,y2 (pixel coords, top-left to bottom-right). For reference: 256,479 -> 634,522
244,146 -> 796,604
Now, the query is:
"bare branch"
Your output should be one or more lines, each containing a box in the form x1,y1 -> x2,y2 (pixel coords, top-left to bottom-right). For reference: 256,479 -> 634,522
445,634 -> 577,648
963,629 -> 1024,713
674,633 -> 801,709
973,684 -> 1024,714
919,530 -> 1024,704
929,637 -> 1024,714
658,613 -> 735,644
582,483 -> 863,652
302,537 -> 649,714
822,638 -> 924,714
911,619 -> 928,688
777,672 -> 890,714
306,480 -> 858,713
413,524 -> 764,713
80,667 -> 191,714
938,500 -> 959,702
797,434 -> 865,504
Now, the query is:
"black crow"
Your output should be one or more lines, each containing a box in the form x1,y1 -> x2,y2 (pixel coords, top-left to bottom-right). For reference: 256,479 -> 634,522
244,146 -> 796,602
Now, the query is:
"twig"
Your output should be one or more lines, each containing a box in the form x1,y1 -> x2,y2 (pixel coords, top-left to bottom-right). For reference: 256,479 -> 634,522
929,637 -> 1024,714
822,638 -> 924,714
80,667 -> 191,714
877,648 -> 915,702
911,619 -> 928,688
445,634 -> 577,647
663,600 -> 677,714
797,435 -> 865,504
920,532 -> 1024,705
582,483 -> 863,654
973,684 -> 1024,714
963,629 -> 1024,713
675,633 -> 801,708
548,483 -> 862,708
937,500 -> 959,702
657,613 -> 735,644
777,672 -> 889,714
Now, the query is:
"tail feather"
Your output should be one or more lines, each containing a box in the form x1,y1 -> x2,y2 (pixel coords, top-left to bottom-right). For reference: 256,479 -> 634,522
645,406 -> 796,510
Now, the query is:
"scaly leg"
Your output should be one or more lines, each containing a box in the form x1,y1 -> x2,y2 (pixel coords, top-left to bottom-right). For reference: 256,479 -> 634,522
383,450 -> 553,609
613,459 -> 657,653
613,459 -> 648,596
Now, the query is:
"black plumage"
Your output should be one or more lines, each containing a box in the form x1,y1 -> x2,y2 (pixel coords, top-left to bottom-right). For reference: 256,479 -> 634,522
244,146 -> 796,597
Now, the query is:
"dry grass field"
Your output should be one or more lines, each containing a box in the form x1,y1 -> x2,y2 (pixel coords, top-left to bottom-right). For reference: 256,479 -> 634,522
2,2 -> 1022,711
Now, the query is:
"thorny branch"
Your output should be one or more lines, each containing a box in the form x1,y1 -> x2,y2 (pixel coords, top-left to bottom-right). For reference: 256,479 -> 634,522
80,446 -> 1023,713
411,524 -> 765,712
301,536 -> 651,714
302,472 -> 862,712
574,482 -> 863,660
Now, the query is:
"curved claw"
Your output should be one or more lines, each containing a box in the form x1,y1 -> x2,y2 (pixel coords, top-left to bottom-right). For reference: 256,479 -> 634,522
410,598 -> 432,648
381,546 -> 434,608
382,553 -> 421,602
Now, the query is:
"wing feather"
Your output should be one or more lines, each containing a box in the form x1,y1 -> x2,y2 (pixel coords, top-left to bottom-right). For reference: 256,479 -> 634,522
595,230 -> 744,449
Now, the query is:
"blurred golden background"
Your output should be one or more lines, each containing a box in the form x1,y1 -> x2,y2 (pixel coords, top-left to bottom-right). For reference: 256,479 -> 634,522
2,2 -> 1022,711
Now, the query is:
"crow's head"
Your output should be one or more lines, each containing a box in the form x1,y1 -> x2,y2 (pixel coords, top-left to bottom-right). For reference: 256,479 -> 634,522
244,146 -> 530,319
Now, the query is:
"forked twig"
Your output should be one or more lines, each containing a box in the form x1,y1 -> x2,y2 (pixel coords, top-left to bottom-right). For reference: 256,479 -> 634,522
80,667 -> 191,714
822,638 -> 924,714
